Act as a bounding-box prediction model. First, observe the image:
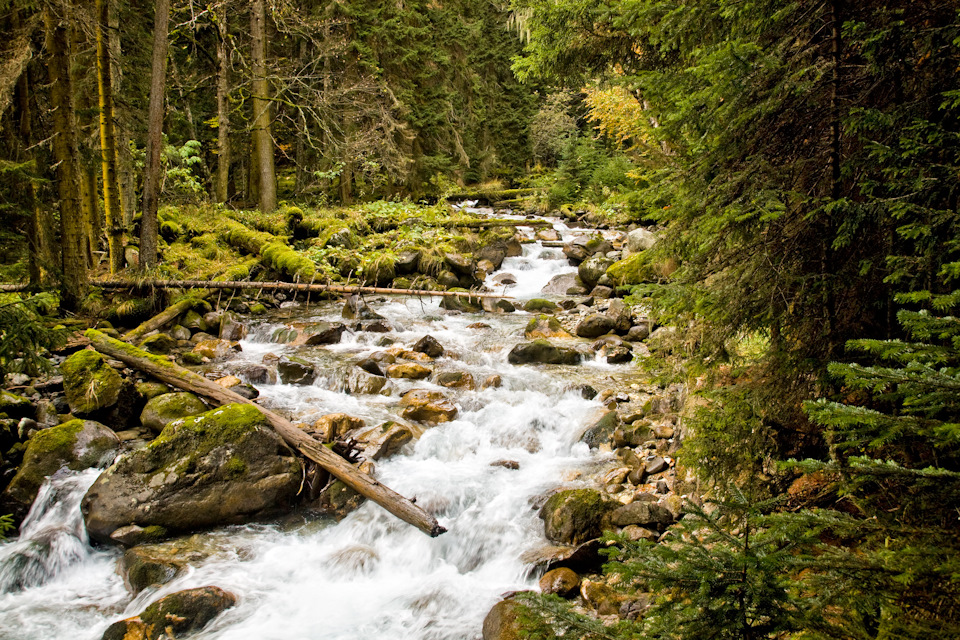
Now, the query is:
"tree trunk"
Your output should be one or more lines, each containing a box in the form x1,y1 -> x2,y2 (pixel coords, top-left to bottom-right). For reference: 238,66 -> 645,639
85,329 -> 446,537
108,0 -> 136,227
79,166 -> 99,267
44,4 -> 87,310
215,11 -> 231,204
250,0 -> 276,213
121,292 -> 210,343
96,0 -> 123,273
140,0 -> 170,269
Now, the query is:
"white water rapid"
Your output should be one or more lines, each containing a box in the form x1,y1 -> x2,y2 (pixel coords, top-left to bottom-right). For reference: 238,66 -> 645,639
0,216 -> 641,640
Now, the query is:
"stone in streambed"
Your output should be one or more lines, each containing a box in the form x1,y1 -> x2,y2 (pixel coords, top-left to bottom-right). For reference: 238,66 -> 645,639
524,315 -> 571,339
387,363 -> 431,380
0,390 -> 33,420
277,357 -> 316,385
101,586 -> 236,640
413,335 -> 445,358
482,597 -> 529,640
355,421 -> 416,460
139,392 -> 208,435
399,389 -> 458,425
539,567 -> 580,598
61,349 -> 125,415
313,413 -> 365,443
539,488 -> 617,545
508,340 -> 581,366
82,403 -> 301,545
575,314 -> 617,338
344,367 -> 387,395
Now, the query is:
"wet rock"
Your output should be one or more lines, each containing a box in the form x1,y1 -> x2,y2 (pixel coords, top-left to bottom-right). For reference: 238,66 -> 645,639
386,363 -> 432,380
539,488 -> 616,545
356,319 -> 393,333
578,254 -> 614,290
521,539 -> 605,575
313,413 -> 366,442
413,335 -> 445,358
581,579 -> 623,616
101,586 -> 237,640
61,349 -> 126,415
277,357 -> 317,385
440,289 -> 482,312
342,295 -> 384,320
355,421 -> 415,460
0,390 -> 33,420
482,596 -> 528,640
140,392 -> 208,435
316,479 -> 364,518
237,363 -> 278,385
3,420 -> 119,512
356,358 -> 385,377
231,383 -> 260,400
304,322 -> 347,345
508,340 -> 582,366
435,371 -> 476,390
399,389 -> 458,425
492,273 -> 517,286
82,404 -> 301,544
537,228 -> 561,242
482,298 -> 516,313
524,315 -> 571,339
540,567 -> 580,597
575,314 -> 617,338
437,270 -> 461,289
218,312 -> 247,341
491,459 -> 519,470
344,368 -> 387,395
540,272 -> 579,295
609,501 -> 675,530
579,410 -> 620,448
606,346 -> 634,364
562,243 -> 590,265
139,333 -> 176,355
192,339 -> 242,361
121,537 -> 216,593
646,456 -> 669,474
482,374 -> 503,389
522,298 -> 558,314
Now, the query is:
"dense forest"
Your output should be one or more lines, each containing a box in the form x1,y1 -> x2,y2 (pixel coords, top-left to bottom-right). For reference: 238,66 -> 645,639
0,0 -> 959,638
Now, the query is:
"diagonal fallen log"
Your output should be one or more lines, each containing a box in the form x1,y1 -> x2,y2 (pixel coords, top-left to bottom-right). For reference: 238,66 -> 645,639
121,292 -> 210,343
84,329 -> 446,537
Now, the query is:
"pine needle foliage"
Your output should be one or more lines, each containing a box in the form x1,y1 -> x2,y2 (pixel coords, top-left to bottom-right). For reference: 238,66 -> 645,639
0,293 -> 68,376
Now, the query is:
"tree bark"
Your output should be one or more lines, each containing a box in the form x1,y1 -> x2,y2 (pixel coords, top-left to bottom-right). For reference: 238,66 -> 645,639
44,4 -> 87,310
215,10 -> 231,204
141,0 -> 170,269
85,329 -> 446,537
96,0 -> 123,273
251,0 -> 276,213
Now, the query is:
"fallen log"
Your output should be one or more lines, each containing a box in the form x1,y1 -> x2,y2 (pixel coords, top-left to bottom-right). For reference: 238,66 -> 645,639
121,292 -> 210,343
92,278 -> 511,299
84,329 -> 447,537
435,218 -> 551,229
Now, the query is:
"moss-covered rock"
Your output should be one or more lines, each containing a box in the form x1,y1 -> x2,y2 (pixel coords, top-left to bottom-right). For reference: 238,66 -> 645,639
578,254 -> 615,290
81,403 -> 301,544
0,390 -> 33,420
136,382 -> 172,401
101,586 -> 237,640
139,333 -> 176,355
139,392 -> 208,435
61,349 -> 125,415
522,298 -> 559,314
3,419 -> 120,511
316,479 -> 364,518
524,315 -> 571,339
539,488 -> 617,545
439,289 -> 483,312
481,596 -> 529,640
120,535 -> 222,593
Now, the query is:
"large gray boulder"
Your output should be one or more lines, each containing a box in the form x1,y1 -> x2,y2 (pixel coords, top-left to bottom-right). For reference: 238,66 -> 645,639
508,340 -> 582,366
82,403 -> 301,545
539,488 -> 617,545
624,227 -> 658,256
101,586 -> 237,640
578,255 -> 615,290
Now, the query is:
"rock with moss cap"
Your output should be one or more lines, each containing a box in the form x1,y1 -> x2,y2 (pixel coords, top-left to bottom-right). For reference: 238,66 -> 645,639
81,403 -> 301,545
524,315 -> 571,340
139,392 -> 208,434
482,595 -> 531,640
61,349 -> 126,415
3,419 -> 120,513
539,488 -> 617,545
101,586 -> 236,640
508,340 -> 582,366
0,390 -> 34,420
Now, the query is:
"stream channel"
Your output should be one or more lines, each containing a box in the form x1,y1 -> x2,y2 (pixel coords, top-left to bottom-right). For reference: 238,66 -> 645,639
0,212 -> 651,639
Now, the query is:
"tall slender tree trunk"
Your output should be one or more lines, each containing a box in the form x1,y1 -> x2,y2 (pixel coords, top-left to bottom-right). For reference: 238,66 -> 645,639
251,0 -> 276,213
108,0 -> 135,227
215,11 -> 231,204
44,3 -> 87,310
79,167 -> 99,266
141,0 -> 170,269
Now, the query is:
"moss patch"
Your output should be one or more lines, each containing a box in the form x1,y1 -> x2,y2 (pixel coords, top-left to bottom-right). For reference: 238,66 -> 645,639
61,349 -> 125,414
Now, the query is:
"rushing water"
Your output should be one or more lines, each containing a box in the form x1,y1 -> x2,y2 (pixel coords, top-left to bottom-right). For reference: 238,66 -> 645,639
0,217 -> 641,640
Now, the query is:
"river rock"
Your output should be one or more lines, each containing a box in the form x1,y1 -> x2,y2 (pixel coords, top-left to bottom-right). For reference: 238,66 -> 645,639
399,389 -> 458,425
192,339 -> 242,361
278,357 -> 317,385
539,488 -> 616,545
562,243 -> 590,265
578,410 -> 620,449
437,270 -> 460,288
0,390 -> 33,419
624,227 -> 658,256
492,272 -> 517,286
313,413 -> 366,442
395,250 -> 421,275
524,315 -> 571,339
540,272 -> 578,295
609,501 -> 675,530
237,363 -> 278,385
82,404 -> 301,544
606,346 -> 634,364
435,371 -> 476,390
139,392 -> 208,434
626,324 -> 652,342
539,567 -> 580,597
139,333 -> 176,355
355,421 -> 416,460
356,357 -> 385,377
581,579 -> 622,616
101,586 -> 237,640
181,310 -> 208,333
61,349 -> 126,415
575,314 -> 617,338
440,289 -> 482,312
482,597 -> 528,640
507,340 -> 582,366
578,254 -> 614,290
522,298 -> 558,313
387,363 -> 431,380
304,322 -> 347,345
344,367 -> 388,395
606,299 -> 633,333
121,535 -> 221,593
3,419 -> 119,513
413,335 -> 445,358
445,252 -> 476,276
218,312 -> 247,341
342,295 -> 384,320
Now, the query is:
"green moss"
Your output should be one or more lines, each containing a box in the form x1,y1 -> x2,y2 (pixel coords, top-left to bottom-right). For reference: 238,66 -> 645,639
605,253 -> 651,287
523,298 -> 559,313
249,303 -> 267,315
180,352 -> 205,365
61,349 -> 125,414
224,455 -> 247,477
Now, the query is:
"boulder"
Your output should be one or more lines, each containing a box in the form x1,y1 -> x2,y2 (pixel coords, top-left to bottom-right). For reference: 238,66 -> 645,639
101,586 -> 237,640
435,371 -> 476,390
399,389 -> 458,425
342,295 -> 384,320
482,597 -> 528,640
626,324 -> 652,342
539,567 -> 580,598
219,312 -> 247,341
170,324 -> 192,341
413,335 -> 445,358
609,501 -> 675,530
445,252 -> 476,276
540,272 -> 579,295
440,289 -> 482,312
355,421 -> 416,460
578,254 -> 614,290
237,363 -> 278,385
482,298 -> 516,313
82,404 -> 301,544
181,310 -> 208,333
139,333 -> 176,355
522,298 -> 559,314
539,488 -> 616,545
437,270 -> 460,289
61,349 -> 125,415
3,419 -> 119,512
0,390 -> 33,420
313,413 -> 366,442
121,535 -> 220,593
191,339 -> 242,361
386,363 -> 432,380
356,357 -> 385,377
304,322 -> 347,346
277,357 -> 317,385
344,368 -> 388,395
625,227 -> 657,255
524,315 -> 571,340
579,410 -> 620,448
575,314 -> 617,339
507,340 -> 582,366
394,250 -> 421,275
562,244 -> 590,265
492,272 -> 517,286
606,299 -> 633,333
139,392 -> 208,435
606,346 -> 634,364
